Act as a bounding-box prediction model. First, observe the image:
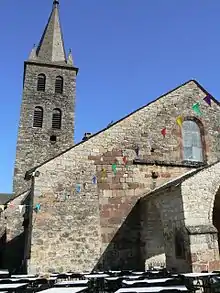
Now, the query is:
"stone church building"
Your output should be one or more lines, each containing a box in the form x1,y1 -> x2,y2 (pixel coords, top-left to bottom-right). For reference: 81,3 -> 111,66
0,0 -> 220,274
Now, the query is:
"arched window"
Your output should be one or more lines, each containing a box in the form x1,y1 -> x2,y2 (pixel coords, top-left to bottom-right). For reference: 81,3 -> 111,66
55,76 -> 63,94
52,108 -> 62,129
182,120 -> 203,162
37,74 -> 46,92
33,106 -> 43,128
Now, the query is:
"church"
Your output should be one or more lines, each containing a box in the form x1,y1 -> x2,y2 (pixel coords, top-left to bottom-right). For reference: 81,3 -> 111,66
0,0 -> 220,274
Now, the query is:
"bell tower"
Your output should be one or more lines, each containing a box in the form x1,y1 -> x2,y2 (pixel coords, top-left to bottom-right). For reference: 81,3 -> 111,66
13,0 -> 78,194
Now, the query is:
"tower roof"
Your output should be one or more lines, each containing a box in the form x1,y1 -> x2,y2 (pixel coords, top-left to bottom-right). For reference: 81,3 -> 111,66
35,0 -> 68,65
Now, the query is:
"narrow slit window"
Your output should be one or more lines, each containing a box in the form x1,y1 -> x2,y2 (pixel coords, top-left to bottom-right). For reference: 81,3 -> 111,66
33,106 -> 43,128
55,76 -> 63,94
37,74 -> 46,92
175,230 -> 185,259
52,108 -> 61,129
182,120 -> 203,162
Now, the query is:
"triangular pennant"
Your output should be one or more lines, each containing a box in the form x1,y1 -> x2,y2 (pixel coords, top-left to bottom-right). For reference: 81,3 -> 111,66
161,128 -> 166,138
18,205 -> 24,214
112,163 -> 117,175
101,168 -> 107,179
76,184 -> 81,193
203,95 -> 211,106
176,116 -> 183,127
192,102 -> 202,116
35,203 -> 41,213
122,156 -> 128,165
92,176 -> 97,184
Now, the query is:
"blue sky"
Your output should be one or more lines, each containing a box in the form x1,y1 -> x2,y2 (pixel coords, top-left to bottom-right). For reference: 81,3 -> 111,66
0,0 -> 220,193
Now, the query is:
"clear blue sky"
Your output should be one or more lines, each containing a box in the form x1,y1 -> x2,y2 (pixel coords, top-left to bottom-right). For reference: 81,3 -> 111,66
0,0 -> 220,193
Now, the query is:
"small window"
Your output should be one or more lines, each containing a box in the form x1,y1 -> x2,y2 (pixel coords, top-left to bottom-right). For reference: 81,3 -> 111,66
182,120 -> 203,162
55,76 -> 63,94
50,135 -> 57,143
52,108 -> 61,129
175,230 -> 185,259
33,106 -> 43,128
37,74 -> 46,92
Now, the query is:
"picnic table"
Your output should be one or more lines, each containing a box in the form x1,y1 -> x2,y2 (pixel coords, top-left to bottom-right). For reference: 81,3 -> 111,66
0,283 -> 28,291
122,278 -> 174,286
115,285 -> 188,293
39,287 -> 88,293
55,280 -> 89,286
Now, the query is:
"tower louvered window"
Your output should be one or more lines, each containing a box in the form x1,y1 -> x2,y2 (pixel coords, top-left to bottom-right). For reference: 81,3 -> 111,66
37,74 -> 46,92
33,107 -> 43,128
55,76 -> 63,94
182,120 -> 203,162
52,108 -> 61,129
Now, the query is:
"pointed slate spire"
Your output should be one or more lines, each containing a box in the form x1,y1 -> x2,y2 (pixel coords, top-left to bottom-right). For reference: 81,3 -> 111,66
36,0 -> 67,64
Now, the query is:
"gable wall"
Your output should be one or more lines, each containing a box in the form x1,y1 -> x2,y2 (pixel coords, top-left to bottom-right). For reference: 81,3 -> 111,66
29,81 -> 220,273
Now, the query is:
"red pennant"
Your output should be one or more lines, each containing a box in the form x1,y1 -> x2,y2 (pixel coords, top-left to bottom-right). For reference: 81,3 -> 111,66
161,128 -> 166,137
123,156 -> 127,165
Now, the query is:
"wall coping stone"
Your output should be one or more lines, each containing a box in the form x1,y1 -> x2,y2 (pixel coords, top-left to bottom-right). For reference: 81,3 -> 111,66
186,225 -> 217,235
133,159 -> 207,168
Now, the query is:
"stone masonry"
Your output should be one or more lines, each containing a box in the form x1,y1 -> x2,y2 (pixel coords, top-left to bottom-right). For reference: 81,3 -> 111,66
141,161 -> 220,273
13,1 -> 78,195
24,80 -> 220,273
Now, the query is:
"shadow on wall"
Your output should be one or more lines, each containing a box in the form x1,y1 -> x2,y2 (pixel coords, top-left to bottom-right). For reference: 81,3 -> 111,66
141,185 -> 192,273
92,184 -> 193,272
93,200 -> 144,271
3,232 -> 26,273
3,192 -> 32,274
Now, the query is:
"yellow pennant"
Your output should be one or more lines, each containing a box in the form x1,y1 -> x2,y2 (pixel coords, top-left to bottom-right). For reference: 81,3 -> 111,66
176,116 -> 183,127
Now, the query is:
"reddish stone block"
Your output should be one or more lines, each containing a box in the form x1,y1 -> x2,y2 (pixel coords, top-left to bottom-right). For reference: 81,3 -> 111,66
108,197 -> 123,204
108,217 -> 121,225
88,155 -> 100,161
111,183 -> 123,190
112,177 -> 120,184
161,172 -> 171,178
128,183 -> 140,189
208,260 -> 220,271
100,209 -> 110,218
98,183 -> 111,190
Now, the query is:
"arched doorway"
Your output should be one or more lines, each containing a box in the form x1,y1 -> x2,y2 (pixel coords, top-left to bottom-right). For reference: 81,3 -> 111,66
213,187 -> 220,254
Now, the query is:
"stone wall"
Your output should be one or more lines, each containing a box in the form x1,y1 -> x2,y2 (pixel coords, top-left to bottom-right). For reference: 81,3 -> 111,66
141,182 -> 191,273
13,62 -> 77,195
181,161 -> 220,272
27,80 -> 220,273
